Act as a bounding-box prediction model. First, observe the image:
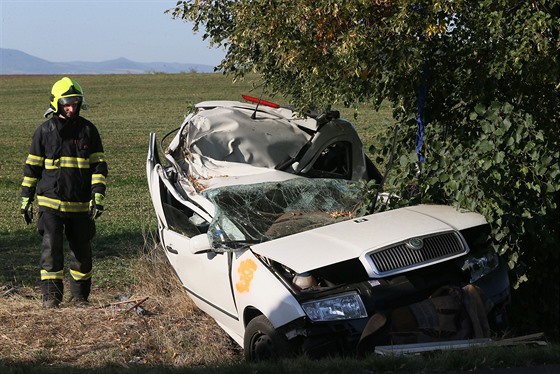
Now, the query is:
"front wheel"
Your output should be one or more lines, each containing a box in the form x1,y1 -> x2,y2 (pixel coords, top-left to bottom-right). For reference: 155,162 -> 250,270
244,315 -> 293,361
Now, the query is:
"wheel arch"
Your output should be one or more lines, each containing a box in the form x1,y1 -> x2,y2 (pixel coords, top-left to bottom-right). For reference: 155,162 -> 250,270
243,306 -> 263,328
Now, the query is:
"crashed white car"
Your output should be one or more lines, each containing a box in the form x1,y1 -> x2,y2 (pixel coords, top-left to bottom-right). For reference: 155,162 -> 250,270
146,97 -> 510,360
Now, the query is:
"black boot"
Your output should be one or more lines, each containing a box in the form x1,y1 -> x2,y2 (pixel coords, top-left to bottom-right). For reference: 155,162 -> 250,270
69,278 -> 91,304
41,280 -> 63,308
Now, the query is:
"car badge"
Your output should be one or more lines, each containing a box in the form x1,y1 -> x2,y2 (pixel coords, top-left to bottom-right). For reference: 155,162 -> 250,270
405,237 -> 424,250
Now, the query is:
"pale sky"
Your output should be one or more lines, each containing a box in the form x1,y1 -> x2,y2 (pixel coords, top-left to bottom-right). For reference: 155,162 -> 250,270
0,0 -> 226,66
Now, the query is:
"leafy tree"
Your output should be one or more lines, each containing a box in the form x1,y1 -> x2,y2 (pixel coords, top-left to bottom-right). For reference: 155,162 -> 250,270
171,0 -> 559,339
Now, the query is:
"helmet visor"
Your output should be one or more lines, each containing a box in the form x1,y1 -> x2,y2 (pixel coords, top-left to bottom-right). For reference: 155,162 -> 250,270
59,97 -> 82,106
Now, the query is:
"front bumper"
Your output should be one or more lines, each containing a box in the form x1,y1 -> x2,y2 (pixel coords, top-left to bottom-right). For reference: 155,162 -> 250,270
282,262 -> 511,357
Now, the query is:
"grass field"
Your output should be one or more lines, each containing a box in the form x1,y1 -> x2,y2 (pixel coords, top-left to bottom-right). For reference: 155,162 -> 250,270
0,74 -> 393,288
0,74 -> 558,372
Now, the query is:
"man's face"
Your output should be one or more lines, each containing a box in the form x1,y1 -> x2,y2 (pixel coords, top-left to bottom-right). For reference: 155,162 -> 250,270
60,99 -> 79,118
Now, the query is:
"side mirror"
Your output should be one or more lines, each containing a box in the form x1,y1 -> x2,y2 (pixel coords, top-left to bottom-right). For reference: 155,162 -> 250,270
189,233 -> 212,254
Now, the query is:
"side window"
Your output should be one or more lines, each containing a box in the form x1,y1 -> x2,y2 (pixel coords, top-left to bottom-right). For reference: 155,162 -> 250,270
162,191 -> 209,237
305,141 -> 352,180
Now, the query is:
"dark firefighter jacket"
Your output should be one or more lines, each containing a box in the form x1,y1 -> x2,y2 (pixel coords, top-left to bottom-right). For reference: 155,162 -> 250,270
21,116 -> 108,215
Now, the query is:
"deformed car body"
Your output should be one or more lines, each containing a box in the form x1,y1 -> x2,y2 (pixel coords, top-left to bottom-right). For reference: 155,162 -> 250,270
146,97 -> 510,360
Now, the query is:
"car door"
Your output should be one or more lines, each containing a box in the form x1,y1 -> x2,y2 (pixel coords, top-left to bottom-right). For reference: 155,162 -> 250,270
147,132 -> 239,330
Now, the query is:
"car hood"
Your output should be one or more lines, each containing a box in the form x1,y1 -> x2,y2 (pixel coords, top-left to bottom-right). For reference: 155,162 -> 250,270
250,204 -> 486,273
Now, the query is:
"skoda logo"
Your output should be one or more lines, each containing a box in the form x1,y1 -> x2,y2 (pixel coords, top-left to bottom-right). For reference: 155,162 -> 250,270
405,237 -> 424,250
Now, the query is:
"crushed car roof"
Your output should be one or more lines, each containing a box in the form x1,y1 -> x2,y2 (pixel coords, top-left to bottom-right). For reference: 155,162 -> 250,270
183,102 -> 317,172
195,100 -> 320,131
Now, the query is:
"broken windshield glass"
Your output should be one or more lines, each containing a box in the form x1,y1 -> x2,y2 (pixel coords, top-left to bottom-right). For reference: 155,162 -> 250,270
201,178 -> 367,250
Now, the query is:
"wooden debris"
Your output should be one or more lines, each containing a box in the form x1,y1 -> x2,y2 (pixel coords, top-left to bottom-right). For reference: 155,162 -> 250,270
94,297 -> 150,316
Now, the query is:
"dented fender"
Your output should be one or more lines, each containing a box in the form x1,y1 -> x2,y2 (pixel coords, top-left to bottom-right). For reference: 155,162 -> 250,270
232,250 -> 305,329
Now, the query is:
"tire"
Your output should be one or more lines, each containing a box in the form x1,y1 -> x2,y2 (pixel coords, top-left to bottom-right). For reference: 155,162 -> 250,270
244,315 -> 292,361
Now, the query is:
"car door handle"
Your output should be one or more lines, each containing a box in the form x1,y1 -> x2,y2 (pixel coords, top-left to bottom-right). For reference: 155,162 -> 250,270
166,245 -> 178,254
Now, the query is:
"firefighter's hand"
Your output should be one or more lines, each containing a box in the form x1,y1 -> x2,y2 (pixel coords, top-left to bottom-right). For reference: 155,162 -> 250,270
21,197 -> 33,224
89,193 -> 105,220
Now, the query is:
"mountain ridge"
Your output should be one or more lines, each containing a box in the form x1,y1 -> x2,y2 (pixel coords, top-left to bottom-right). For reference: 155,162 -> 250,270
0,48 -> 216,74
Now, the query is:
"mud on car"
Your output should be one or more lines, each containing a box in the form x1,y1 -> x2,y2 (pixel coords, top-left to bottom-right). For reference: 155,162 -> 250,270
146,96 -> 510,360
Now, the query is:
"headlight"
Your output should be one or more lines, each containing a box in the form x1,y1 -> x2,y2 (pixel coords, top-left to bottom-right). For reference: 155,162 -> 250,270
462,251 -> 499,283
301,292 -> 367,322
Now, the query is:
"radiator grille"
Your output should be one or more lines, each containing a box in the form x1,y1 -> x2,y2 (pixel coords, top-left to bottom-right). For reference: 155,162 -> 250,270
370,232 -> 466,275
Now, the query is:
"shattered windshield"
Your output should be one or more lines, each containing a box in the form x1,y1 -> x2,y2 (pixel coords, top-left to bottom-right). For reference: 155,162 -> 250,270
201,178 -> 367,250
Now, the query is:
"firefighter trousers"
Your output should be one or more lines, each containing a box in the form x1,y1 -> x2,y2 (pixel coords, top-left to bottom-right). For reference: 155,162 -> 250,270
37,210 -> 96,303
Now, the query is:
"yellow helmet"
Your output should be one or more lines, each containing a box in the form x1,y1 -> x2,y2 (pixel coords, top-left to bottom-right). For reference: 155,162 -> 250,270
44,77 -> 86,117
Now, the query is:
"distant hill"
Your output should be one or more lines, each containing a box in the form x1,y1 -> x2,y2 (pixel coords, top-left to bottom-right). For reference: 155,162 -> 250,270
0,48 -> 216,74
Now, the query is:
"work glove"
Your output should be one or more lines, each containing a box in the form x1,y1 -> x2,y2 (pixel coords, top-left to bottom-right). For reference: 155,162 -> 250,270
21,197 -> 33,224
89,193 -> 105,220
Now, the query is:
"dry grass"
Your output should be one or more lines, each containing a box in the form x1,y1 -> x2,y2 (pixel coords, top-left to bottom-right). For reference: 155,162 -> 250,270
129,243 -> 243,367
0,243 -> 242,370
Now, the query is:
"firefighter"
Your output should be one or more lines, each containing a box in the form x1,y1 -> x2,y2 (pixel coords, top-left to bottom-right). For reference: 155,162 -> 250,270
20,77 -> 108,308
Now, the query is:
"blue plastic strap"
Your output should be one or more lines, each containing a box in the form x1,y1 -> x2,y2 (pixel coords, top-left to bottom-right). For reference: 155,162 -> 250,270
416,65 -> 428,163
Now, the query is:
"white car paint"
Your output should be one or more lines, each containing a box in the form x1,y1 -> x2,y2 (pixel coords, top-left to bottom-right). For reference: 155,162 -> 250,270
232,250 -> 306,333
250,204 -> 483,275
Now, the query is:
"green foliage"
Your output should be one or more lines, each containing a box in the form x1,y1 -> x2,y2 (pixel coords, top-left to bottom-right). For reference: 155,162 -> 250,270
173,0 -> 560,339
389,102 -> 559,279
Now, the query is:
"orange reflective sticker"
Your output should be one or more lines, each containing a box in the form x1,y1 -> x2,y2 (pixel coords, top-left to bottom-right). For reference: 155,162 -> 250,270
235,259 -> 257,293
